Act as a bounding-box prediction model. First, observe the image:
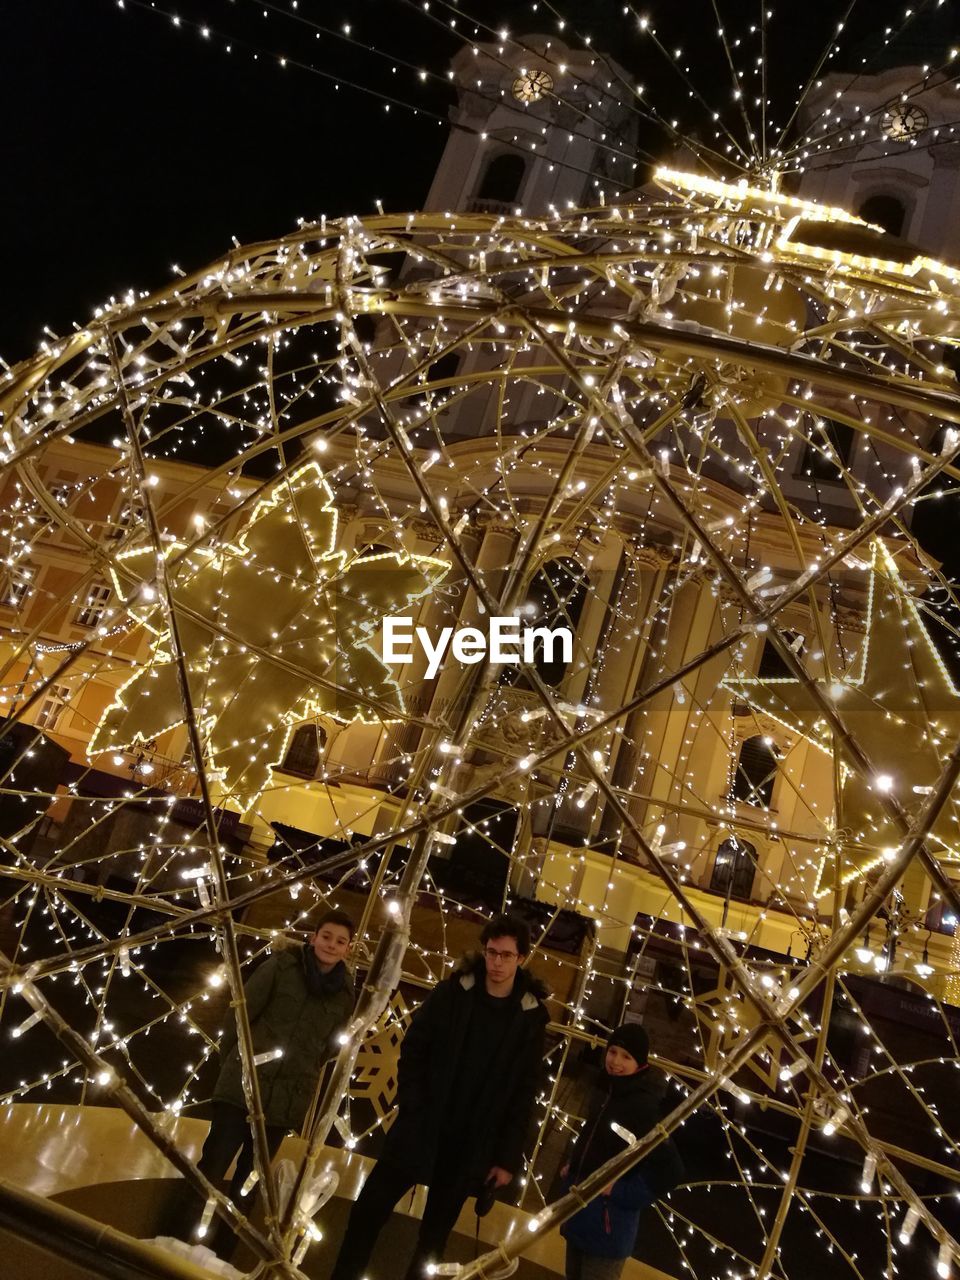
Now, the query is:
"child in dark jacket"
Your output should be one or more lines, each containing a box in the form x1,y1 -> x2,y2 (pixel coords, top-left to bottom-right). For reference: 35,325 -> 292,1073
560,1024 -> 683,1280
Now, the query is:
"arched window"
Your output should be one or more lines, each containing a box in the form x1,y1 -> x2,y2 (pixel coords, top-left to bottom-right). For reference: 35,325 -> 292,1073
800,417 -> 854,482
280,724 -> 325,778
507,556 -> 588,688
710,837 -> 757,900
757,631 -> 804,679
732,735 -> 778,808
476,154 -> 527,204
858,194 -> 907,238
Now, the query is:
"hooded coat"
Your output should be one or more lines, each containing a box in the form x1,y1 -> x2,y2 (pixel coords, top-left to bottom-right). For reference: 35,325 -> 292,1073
561,1065 -> 684,1259
213,945 -> 354,1132
379,953 -> 550,1188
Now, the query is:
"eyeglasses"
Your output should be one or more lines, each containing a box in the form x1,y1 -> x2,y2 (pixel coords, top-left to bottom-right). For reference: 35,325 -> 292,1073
483,947 -> 519,962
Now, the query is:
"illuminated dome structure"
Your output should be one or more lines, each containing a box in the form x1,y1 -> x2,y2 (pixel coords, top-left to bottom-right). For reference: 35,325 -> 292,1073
5,15 -> 960,1279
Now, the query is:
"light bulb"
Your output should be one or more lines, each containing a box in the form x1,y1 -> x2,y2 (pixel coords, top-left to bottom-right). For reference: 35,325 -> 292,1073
899,1204 -> 920,1244
822,1105 -> 848,1136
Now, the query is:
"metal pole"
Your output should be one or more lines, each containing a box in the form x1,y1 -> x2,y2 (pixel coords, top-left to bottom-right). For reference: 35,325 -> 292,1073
0,1177 -> 236,1280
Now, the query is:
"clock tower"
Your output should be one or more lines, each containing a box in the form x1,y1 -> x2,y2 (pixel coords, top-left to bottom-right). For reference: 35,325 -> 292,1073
422,35 -> 638,216
797,16 -> 960,260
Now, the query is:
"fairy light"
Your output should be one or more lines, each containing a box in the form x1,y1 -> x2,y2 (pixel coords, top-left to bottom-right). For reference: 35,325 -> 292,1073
899,1204 -> 921,1244
3,12 -> 960,1279
938,1242 -> 953,1278
11,1012 -> 42,1039
822,1104 -> 848,1136
195,1195 -> 217,1239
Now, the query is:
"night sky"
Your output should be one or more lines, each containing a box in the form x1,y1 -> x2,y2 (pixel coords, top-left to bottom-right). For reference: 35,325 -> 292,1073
4,0 -> 951,365
2,1 -> 449,363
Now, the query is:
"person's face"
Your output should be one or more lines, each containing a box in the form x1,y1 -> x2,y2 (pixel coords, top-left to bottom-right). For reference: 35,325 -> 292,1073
605,1044 -> 641,1076
311,923 -> 352,972
483,935 -> 523,989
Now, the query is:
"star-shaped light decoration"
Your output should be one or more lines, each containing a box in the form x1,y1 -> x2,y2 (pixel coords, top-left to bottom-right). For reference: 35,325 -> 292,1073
693,969 -> 817,1092
88,461 -> 448,807
724,541 -> 960,901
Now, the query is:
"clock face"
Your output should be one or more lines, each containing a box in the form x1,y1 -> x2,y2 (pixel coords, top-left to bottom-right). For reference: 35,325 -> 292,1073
512,68 -> 554,103
880,103 -> 929,141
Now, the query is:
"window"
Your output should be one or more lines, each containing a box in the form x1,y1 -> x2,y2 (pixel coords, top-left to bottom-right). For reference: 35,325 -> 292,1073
858,194 -> 906,238
73,582 -> 112,629
36,682 -> 70,731
435,799 -> 517,909
505,556 -> 587,688
800,418 -> 854,482
1,562 -> 36,609
925,898 -> 958,937
110,498 -> 145,540
476,154 -> 527,204
710,837 -> 757,900
732,735 -> 779,808
427,351 -> 461,383
280,723 -> 325,777
757,631 -> 804,679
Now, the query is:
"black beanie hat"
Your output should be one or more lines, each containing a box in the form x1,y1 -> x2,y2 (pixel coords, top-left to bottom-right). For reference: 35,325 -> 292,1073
607,1023 -> 650,1066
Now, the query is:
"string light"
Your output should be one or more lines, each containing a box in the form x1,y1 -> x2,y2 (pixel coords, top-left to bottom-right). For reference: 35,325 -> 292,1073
4,7 -> 960,1279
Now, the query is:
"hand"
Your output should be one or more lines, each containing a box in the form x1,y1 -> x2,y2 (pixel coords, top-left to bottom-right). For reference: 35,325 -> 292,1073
486,1166 -> 513,1189
559,1163 -> 570,1180
601,1182 -> 614,1196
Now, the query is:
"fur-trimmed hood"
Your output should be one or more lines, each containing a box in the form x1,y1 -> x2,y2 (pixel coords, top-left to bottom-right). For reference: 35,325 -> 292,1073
453,951 -> 551,1011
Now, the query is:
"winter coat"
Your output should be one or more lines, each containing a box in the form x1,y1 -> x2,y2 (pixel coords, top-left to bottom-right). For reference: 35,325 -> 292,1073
213,945 -> 354,1132
380,953 -> 550,1188
561,1066 -> 684,1259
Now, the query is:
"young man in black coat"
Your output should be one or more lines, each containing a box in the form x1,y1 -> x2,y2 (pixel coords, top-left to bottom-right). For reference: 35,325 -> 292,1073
330,912 -> 550,1280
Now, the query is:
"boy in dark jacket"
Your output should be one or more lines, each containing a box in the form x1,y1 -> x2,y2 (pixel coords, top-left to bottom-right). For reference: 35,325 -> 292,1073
330,912 -> 550,1280
160,908 -> 355,1256
561,1024 -> 683,1280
